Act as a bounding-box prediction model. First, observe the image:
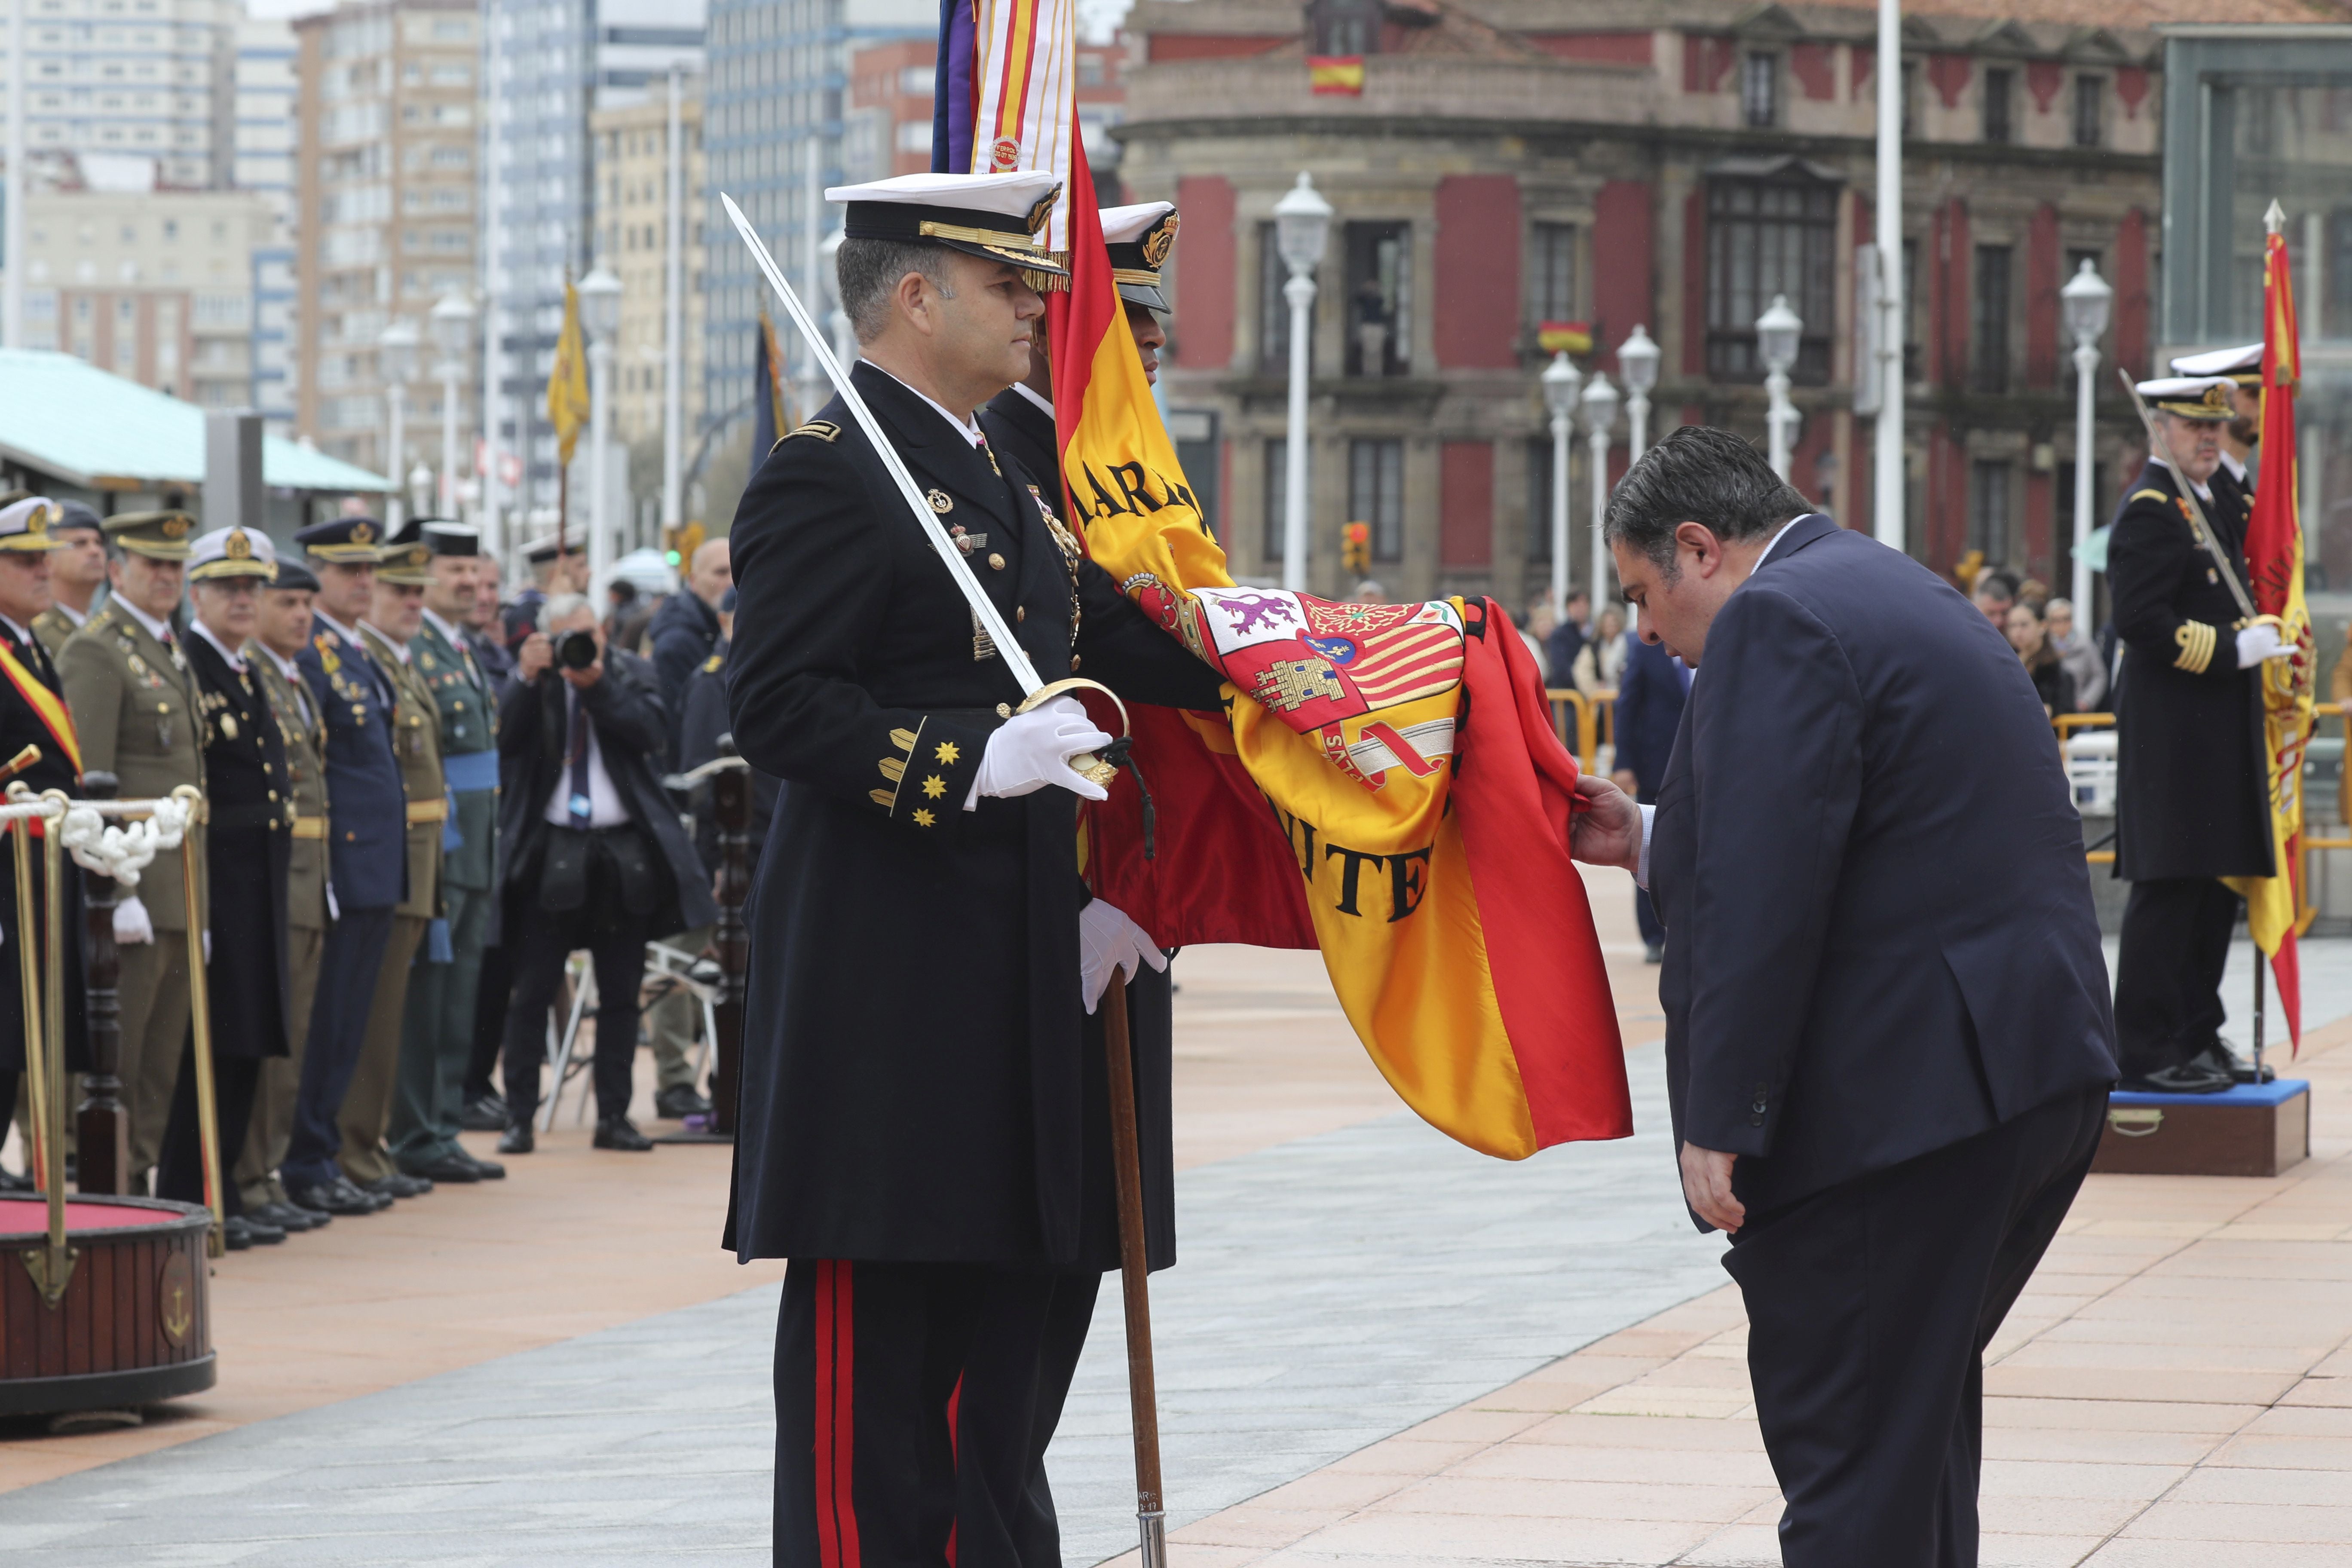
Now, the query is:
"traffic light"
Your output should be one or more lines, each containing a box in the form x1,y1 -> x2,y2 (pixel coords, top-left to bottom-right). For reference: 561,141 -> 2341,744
1341,521 -> 1371,576
665,521 -> 706,570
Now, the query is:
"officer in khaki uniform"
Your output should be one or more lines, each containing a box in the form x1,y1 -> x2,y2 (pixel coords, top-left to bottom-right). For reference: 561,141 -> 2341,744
336,538 -> 444,1199
29,499 -> 106,658
236,558 -> 335,1232
58,509 -> 206,1189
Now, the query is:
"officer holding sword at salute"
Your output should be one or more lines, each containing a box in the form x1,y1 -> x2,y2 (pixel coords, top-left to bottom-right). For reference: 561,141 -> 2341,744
723,170 -> 1228,1563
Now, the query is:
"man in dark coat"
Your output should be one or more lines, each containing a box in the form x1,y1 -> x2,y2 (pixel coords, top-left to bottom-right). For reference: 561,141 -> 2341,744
493,593 -> 715,1152
1608,631 -> 1687,962
2107,377 -> 2292,1094
726,171 -> 1225,1563
0,496 -> 86,1184
647,537 -> 730,751
1570,426 -> 2117,1568
159,526 -> 294,1249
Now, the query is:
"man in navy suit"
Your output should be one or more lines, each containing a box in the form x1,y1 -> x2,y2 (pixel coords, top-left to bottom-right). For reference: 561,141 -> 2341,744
1610,631 -> 1688,962
1570,427 -> 2116,1567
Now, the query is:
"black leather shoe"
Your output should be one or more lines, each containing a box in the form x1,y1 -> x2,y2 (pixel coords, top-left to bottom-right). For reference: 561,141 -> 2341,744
459,1093 -> 511,1133
2120,1060 -> 2235,1095
289,1176 -> 389,1216
654,1084 -> 713,1121
594,1115 -> 654,1152
364,1172 -> 432,1200
0,1166 -> 31,1192
460,1152 -> 506,1180
397,1154 -> 482,1185
497,1122 -> 535,1155
224,1214 -> 284,1249
251,1200 -> 324,1233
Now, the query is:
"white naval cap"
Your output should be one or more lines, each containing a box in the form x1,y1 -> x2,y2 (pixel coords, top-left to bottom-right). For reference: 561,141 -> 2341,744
2168,342 -> 2263,384
187,524 -> 280,582
2135,376 -> 2237,421
827,171 -> 1068,277
0,496 -> 67,554
1100,201 -> 1178,312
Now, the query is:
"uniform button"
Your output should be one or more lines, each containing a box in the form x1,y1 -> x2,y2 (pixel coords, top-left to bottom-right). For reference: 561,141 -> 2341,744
267,789 -> 278,800
987,553 -> 1005,571
1015,606 -> 1026,623
1069,654 -> 1081,671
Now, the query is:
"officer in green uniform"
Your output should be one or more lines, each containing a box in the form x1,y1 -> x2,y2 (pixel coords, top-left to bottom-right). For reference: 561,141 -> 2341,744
388,521 -> 504,1182
335,538 -> 444,1198
58,508 -> 206,1191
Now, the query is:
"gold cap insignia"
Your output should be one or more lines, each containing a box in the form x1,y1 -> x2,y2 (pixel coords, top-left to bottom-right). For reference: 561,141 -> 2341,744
1141,214 -> 1179,269
161,514 -> 190,539
226,528 -> 252,559
351,521 -> 376,545
1026,186 -> 1063,236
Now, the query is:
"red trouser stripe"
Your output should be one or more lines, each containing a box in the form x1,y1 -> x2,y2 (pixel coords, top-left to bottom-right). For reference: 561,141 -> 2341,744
813,1261 -> 861,1568
944,1374 -> 964,1567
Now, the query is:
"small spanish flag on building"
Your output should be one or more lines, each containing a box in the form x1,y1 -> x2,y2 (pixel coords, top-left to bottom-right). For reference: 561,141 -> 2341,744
1537,320 -> 1593,356
1308,54 -> 1365,95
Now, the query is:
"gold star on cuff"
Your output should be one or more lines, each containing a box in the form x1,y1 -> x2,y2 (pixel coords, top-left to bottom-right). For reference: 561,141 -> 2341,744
913,808 -> 937,827
934,740 -> 961,764
921,775 -> 946,798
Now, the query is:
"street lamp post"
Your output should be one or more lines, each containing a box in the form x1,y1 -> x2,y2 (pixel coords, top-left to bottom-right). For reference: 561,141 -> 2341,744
379,318 -> 420,528
1541,352 -> 1580,619
1617,325 -> 1659,464
1272,172 -> 1331,593
662,61 -> 686,540
579,265 -> 623,598
429,291 -> 474,518
2061,259 -> 2113,615
1583,373 -> 1620,613
1756,294 -> 1803,481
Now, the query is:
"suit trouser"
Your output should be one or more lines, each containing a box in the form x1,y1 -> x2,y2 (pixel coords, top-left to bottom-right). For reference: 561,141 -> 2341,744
390,881 -> 490,1164
156,1047 -> 260,1219
118,933 -> 193,1191
463,912 -> 515,1103
499,903 -> 651,1123
237,922 -> 325,1210
282,906 -> 395,1191
1722,1086 -> 2105,1568
644,922 -> 712,1092
338,913 -> 426,1184
2113,878 -> 2241,1077
774,1259 -> 1101,1568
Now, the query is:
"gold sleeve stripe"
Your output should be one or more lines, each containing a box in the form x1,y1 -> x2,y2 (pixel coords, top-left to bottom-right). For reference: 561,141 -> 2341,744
870,788 -> 895,807
875,717 -> 926,813
2129,488 -> 2168,503
888,728 -> 917,753
878,756 -> 906,784
2173,621 -> 2217,674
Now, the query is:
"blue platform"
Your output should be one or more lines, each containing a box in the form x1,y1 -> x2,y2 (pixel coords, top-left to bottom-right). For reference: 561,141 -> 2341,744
2108,1078 -> 2309,1109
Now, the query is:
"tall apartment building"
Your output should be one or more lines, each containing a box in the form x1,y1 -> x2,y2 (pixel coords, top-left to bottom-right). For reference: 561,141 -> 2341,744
9,186 -> 269,407
590,76 -> 706,518
234,15 -> 298,430
291,0 -> 480,475
481,0 -> 701,520
0,0 -> 239,190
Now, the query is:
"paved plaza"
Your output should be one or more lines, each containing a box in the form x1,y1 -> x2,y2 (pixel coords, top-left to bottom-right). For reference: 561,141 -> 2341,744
2,870 -> 2349,1566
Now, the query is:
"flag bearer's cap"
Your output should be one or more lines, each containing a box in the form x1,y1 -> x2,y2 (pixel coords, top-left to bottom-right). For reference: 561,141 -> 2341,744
187,526 -> 279,582
2137,377 -> 2237,421
272,560 -> 322,593
294,515 -> 384,562
421,521 -> 481,557
53,500 -> 103,536
0,496 -> 68,553
1101,201 -> 1178,313
827,172 -> 1069,279
105,510 -> 196,560
2168,343 -> 2263,386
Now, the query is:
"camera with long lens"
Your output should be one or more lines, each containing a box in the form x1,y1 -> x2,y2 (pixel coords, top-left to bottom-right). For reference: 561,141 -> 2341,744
554,629 -> 600,671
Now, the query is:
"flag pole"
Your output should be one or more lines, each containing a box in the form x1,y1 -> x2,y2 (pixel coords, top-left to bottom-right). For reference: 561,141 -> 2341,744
1099,968 -> 1167,1568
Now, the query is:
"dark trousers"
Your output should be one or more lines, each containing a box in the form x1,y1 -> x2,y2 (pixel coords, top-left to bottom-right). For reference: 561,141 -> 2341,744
464,916 -> 514,1102
282,905 -> 395,1189
156,1048 -> 261,1219
1722,1086 -> 2105,1568
2113,877 -> 2241,1076
774,1259 -> 1100,1568
499,903 -> 653,1122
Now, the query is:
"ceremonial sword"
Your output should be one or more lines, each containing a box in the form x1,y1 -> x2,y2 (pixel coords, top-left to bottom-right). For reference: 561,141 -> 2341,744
719,193 -> 1121,784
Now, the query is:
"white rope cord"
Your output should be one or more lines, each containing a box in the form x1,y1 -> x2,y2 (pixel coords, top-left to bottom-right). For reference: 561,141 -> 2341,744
56,796 -> 192,888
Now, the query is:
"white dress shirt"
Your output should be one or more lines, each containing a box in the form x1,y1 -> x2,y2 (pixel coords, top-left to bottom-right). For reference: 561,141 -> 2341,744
543,687 -> 631,829
870,364 -> 986,449
187,619 -> 248,674
114,595 -> 177,648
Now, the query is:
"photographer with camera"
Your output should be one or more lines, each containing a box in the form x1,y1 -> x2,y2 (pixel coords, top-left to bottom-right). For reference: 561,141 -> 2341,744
494,593 -> 715,1153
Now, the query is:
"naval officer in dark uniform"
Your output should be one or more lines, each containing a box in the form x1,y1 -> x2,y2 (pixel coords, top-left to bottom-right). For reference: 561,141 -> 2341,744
725,170 -> 1228,1564
2108,377 -> 2294,1094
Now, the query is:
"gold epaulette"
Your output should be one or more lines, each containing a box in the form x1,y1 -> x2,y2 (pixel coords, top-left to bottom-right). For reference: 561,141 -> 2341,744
786,421 -> 841,446
2173,620 -> 2217,674
2129,488 -> 2169,504
701,653 -> 723,674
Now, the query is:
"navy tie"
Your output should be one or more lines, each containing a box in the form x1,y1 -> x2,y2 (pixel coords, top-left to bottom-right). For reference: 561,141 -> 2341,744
566,692 -> 593,828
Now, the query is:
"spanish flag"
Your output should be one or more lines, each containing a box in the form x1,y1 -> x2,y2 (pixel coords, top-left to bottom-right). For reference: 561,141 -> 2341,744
2223,221 -> 2315,1047
1308,55 -> 1366,95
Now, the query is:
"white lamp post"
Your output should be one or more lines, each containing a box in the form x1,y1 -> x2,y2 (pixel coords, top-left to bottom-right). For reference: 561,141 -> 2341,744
379,318 -> 420,528
1756,293 -> 1802,480
579,264 -> 622,597
662,61 -> 686,540
1872,0 -> 1905,549
1617,324 -> 1659,464
2061,258 -> 2113,616
1273,172 -> 1331,592
408,461 -> 435,521
1541,351 -> 1580,619
1583,373 -> 1620,613
429,291 -> 474,517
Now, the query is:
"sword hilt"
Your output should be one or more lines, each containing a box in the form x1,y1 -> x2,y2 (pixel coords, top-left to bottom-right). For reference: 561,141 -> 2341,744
1014,677 -> 1132,787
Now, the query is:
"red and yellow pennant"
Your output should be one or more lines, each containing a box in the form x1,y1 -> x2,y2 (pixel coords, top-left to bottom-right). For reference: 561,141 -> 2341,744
0,640 -> 77,778
2223,223 -> 2314,1047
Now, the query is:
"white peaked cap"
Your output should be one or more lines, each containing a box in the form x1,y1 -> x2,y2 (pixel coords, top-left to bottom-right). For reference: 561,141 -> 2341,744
1100,202 -> 1176,247
826,171 -> 1062,221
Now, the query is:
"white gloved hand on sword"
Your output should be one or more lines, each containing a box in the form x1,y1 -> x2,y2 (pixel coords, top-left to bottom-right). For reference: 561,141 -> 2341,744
966,696 -> 1113,807
2236,623 -> 2294,669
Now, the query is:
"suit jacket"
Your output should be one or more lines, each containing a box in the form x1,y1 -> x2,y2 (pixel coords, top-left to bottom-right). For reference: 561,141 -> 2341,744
1611,634 -> 1687,794
1648,513 -> 2116,1227
185,631 -> 292,1061
58,603 -> 205,929
296,613 -> 406,912
2107,459 -> 2269,880
255,653 -> 331,932
724,361 -> 1223,1269
0,620 -> 86,1077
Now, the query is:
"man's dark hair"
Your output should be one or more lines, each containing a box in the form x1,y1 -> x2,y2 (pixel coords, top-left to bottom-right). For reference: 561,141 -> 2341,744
1602,425 -> 1812,576
1974,569 -> 2020,603
836,237 -> 956,343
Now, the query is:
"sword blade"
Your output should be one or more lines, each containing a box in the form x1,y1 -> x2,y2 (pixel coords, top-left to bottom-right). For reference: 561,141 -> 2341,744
721,192 -> 1043,695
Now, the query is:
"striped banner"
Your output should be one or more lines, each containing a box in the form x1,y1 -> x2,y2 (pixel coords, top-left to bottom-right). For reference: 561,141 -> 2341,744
965,0 -> 1077,253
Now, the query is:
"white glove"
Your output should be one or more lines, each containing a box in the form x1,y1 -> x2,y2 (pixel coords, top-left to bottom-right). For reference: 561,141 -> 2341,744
1079,898 -> 1168,1015
202,929 -> 212,965
326,882 -> 340,923
2237,623 -> 2293,668
966,695 -> 1113,807
114,894 -> 154,946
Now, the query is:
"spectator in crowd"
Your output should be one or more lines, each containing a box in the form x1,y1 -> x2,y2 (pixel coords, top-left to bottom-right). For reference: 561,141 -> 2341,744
649,538 -> 732,751
2006,598 -> 2077,720
1547,587 -> 1589,681
1972,568 -> 2019,628
1351,579 -> 1387,605
31,500 -> 106,656
604,578 -> 642,643
1572,605 -> 1629,693
1520,602 -> 1557,683
494,593 -> 715,1153
1611,629 -> 1690,963
2046,597 -> 2107,711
